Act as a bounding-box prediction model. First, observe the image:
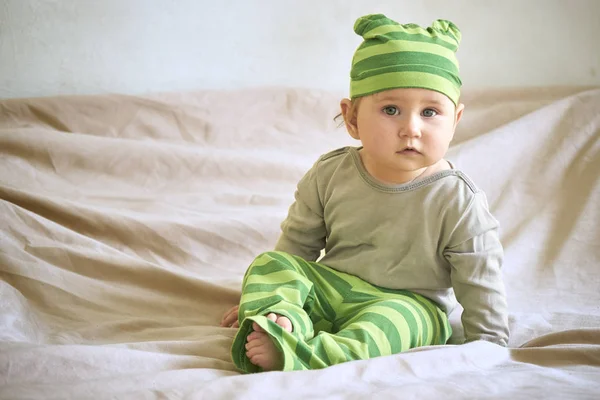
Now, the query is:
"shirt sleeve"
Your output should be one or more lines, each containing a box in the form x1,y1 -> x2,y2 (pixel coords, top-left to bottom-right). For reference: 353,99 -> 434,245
274,160 -> 326,261
443,191 -> 510,346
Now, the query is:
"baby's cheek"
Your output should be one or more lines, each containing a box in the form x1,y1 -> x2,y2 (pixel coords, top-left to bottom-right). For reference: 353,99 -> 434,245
426,141 -> 447,159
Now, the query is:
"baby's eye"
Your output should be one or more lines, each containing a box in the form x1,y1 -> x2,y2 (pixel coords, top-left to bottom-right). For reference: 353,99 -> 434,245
422,108 -> 437,117
383,106 -> 399,116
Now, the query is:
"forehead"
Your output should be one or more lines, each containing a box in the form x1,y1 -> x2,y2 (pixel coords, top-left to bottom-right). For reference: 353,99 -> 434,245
371,88 -> 453,106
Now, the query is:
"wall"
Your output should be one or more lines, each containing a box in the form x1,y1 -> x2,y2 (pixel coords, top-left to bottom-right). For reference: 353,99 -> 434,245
1,0 -> 599,98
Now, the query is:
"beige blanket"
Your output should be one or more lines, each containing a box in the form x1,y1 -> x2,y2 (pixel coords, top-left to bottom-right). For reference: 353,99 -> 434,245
1,87 -> 599,399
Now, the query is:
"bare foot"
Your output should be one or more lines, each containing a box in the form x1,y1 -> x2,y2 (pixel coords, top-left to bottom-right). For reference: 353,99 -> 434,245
245,313 -> 293,371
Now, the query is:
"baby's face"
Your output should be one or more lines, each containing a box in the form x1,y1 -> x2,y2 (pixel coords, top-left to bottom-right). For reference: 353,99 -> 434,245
352,88 -> 463,183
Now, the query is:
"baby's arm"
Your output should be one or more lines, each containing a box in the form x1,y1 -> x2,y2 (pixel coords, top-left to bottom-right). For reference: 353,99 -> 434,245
274,160 -> 326,261
444,192 -> 510,346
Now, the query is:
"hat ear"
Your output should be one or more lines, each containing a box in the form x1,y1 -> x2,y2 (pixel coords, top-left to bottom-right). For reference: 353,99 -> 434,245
353,13 -> 394,36
430,20 -> 461,47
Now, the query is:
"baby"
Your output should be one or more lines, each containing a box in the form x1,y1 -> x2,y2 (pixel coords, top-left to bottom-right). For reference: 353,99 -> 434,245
221,13 -> 509,373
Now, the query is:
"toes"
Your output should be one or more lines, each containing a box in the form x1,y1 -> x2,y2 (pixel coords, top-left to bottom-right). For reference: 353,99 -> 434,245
276,316 -> 293,333
247,331 -> 262,342
252,322 -> 265,333
246,340 -> 262,353
244,332 -> 282,371
246,349 -> 262,363
245,334 -> 268,351
247,347 -> 276,371
251,314 -> 292,334
266,313 -> 278,322
248,351 -> 277,371
248,353 -> 264,367
245,336 -> 269,367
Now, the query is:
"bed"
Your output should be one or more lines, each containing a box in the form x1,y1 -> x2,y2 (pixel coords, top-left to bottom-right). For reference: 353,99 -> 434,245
1,86 -> 599,399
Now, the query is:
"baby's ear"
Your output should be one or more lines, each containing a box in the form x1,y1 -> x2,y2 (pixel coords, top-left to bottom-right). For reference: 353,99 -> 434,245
455,103 -> 465,126
340,99 -> 360,140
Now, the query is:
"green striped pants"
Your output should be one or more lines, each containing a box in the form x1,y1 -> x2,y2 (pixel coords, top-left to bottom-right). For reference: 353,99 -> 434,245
231,251 -> 452,373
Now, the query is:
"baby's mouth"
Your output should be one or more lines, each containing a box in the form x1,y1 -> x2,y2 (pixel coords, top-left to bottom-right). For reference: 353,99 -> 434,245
397,147 -> 420,154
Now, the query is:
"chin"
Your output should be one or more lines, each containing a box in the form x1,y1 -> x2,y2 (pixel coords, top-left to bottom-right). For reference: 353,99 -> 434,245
393,162 -> 427,171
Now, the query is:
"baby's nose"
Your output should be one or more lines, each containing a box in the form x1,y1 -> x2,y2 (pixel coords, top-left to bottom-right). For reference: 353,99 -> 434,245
399,117 -> 421,137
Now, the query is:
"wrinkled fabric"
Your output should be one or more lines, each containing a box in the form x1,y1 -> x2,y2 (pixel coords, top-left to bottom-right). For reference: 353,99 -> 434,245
1,87 -> 599,399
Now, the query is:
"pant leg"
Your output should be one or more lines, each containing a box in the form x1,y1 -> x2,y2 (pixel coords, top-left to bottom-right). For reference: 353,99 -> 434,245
231,251 -> 335,373
231,252 -> 452,372
310,295 -> 452,366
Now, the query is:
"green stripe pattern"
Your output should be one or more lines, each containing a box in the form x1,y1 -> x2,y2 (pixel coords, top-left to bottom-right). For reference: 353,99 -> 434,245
231,251 -> 452,373
349,14 -> 462,105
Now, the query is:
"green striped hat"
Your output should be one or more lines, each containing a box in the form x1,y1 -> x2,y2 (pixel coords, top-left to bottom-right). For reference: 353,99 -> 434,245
350,14 -> 462,105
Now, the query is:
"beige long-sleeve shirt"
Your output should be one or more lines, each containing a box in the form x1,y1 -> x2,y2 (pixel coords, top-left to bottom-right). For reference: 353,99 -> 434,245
275,146 -> 509,346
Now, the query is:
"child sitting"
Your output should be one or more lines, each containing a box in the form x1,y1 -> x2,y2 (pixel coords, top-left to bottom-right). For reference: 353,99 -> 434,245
221,13 -> 509,373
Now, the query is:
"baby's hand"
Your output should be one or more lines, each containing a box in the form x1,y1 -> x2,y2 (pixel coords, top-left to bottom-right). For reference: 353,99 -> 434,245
220,304 -> 240,328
